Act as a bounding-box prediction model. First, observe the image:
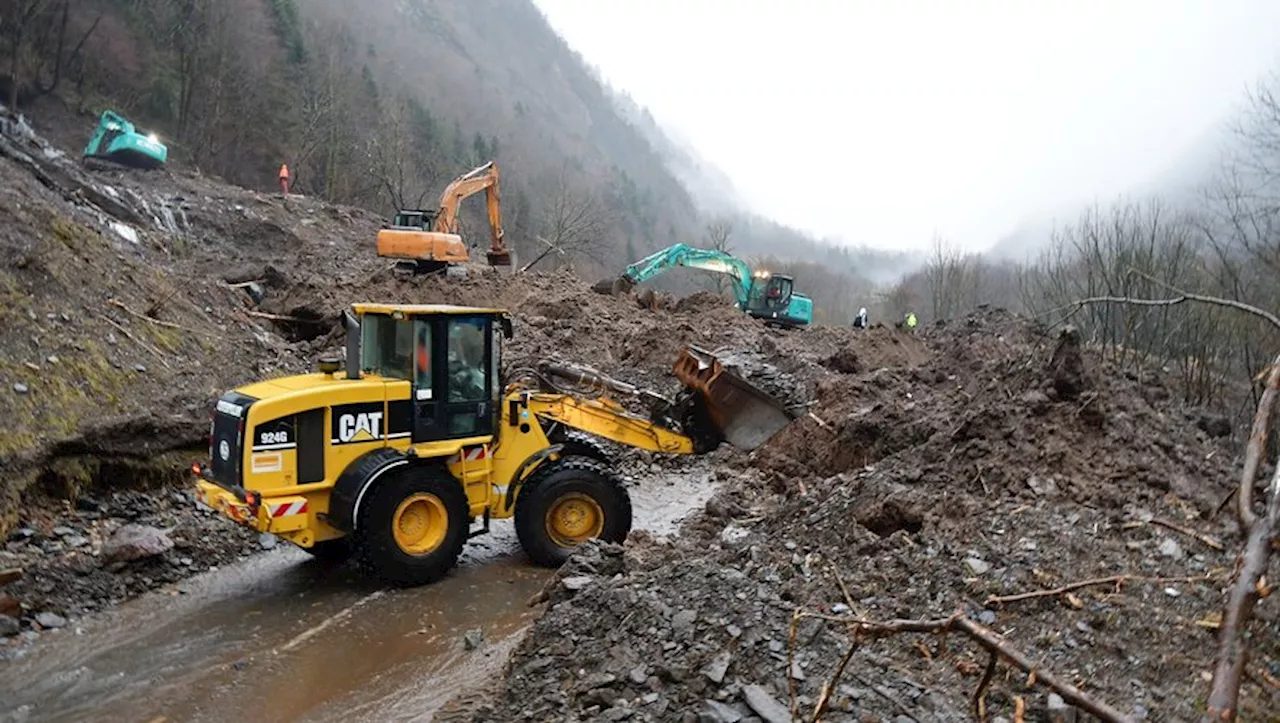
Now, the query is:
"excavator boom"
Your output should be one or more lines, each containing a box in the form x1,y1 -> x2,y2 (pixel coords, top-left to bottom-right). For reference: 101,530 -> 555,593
618,243 -> 753,307
433,161 -> 510,266
610,243 -> 814,328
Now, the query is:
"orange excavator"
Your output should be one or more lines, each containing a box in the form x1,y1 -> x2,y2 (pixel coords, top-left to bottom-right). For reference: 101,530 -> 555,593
376,161 -> 513,275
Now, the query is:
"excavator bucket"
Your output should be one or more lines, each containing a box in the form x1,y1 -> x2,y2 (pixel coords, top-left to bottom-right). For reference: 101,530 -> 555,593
673,346 -> 794,451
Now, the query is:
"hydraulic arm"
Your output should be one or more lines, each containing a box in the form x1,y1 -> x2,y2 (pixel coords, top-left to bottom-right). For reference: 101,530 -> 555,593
616,243 -> 753,306
433,161 -> 510,266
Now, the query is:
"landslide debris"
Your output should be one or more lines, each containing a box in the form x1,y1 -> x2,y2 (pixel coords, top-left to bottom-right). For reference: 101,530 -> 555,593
0,106 -> 816,643
470,308 -> 1277,722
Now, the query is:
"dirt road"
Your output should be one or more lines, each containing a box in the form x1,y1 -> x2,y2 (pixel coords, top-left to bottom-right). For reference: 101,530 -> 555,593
0,471 -> 715,723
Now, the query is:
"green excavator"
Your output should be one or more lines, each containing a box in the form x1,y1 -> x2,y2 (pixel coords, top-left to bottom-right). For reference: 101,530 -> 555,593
82,110 -> 167,169
608,243 -> 813,328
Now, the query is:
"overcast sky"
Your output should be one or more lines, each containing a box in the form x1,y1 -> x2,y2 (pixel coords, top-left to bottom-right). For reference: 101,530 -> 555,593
533,0 -> 1280,253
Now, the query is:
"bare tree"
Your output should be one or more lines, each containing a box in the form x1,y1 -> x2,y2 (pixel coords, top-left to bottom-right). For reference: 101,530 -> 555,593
521,165 -> 611,272
701,218 -> 734,295
366,96 -> 434,212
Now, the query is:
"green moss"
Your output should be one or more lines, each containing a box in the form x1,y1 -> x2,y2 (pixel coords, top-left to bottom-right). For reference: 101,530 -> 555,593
41,456 -> 98,499
0,344 -> 132,458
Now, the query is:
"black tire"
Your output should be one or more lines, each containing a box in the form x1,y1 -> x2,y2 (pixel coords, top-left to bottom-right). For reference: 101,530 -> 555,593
549,428 -> 613,464
514,457 -> 632,568
301,538 -> 352,563
353,465 -> 469,586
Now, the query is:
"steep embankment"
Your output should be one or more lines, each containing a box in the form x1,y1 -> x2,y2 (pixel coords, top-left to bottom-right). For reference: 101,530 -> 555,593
464,310 -> 1277,722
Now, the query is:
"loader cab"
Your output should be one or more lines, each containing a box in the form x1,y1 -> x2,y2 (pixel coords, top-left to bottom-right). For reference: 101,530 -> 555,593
354,305 -> 512,443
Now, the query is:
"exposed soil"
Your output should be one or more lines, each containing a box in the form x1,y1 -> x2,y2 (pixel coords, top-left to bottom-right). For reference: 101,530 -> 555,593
466,308 -> 1280,722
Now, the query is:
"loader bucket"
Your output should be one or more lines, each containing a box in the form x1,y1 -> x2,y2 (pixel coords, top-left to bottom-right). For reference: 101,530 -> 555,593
673,346 -> 795,451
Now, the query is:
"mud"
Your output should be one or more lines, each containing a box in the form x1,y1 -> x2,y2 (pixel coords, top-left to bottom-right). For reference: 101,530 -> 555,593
0,467 -> 719,722
472,308 -> 1279,722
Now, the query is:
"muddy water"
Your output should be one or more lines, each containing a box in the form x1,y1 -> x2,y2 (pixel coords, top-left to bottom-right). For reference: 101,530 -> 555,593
0,470 -> 714,722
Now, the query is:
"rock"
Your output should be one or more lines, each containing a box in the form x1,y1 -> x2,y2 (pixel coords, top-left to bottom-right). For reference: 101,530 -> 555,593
100,524 -> 174,563
628,665 -> 648,685
134,363 -> 147,373
463,628 -> 484,650
741,685 -> 791,723
258,533 -> 277,550
701,650 -> 732,684
719,525 -> 751,546
1026,475 -> 1059,497
964,557 -> 990,575
1047,693 -> 1077,723
35,611 -> 67,629
0,615 -> 19,636
12,382 -> 29,394
0,593 -> 20,617
1196,413 -> 1232,438
701,699 -> 743,723
51,526 -> 76,537
978,610 -> 997,625
64,535 -> 90,548
1159,538 -> 1182,559
672,609 -> 697,633
562,575 -> 594,591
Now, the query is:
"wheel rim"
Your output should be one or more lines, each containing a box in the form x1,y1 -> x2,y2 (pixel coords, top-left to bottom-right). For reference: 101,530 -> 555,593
392,493 -> 449,555
544,492 -> 605,548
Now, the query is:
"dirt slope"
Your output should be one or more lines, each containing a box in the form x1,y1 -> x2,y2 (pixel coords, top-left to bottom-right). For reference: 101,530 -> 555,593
465,310 -> 1278,722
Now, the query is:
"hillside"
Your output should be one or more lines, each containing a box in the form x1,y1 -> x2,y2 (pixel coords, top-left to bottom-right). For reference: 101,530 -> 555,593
3,0 -> 908,324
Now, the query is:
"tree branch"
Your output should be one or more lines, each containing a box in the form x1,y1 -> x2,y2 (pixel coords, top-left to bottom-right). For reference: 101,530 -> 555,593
807,610 -> 1134,722
1071,294 -> 1280,334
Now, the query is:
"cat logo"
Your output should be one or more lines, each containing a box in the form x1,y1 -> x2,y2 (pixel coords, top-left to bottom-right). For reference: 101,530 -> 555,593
336,411 -> 383,444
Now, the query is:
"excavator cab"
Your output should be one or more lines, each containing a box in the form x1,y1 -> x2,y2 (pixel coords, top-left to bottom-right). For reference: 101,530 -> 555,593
744,272 -> 810,328
391,210 -> 439,230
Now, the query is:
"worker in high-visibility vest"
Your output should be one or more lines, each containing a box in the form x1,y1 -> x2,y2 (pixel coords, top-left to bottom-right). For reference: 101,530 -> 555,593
278,164 -> 290,195
905,311 -> 918,329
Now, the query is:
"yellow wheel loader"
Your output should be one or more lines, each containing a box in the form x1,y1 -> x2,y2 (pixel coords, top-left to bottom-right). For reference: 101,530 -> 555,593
193,303 -> 794,586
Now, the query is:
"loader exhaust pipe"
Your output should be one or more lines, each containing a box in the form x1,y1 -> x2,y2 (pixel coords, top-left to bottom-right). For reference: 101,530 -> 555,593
344,309 -> 361,380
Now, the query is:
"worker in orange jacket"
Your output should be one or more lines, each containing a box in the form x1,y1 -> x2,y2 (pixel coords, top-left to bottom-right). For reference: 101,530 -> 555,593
278,164 -> 290,195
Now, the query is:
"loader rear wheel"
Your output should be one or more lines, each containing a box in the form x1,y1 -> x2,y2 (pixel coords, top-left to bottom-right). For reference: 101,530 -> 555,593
353,467 -> 468,586
514,457 -> 632,567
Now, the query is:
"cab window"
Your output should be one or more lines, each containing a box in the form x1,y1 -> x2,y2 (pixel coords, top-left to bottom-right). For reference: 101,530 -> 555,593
361,313 -> 414,380
447,316 -> 488,403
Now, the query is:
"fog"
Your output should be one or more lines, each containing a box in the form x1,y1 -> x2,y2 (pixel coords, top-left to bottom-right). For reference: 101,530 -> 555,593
534,0 -> 1280,253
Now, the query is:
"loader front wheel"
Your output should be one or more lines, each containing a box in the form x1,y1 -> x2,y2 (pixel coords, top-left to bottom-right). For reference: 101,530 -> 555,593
354,466 -> 468,586
515,458 -> 632,567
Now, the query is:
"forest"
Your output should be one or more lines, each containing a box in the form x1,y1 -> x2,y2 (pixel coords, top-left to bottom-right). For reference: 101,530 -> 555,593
0,0 -> 904,325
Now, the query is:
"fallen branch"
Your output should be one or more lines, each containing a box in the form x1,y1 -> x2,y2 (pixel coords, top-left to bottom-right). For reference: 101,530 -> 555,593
244,310 -> 324,324
810,639 -> 859,722
1205,441 -> 1280,721
0,568 -> 22,586
1148,518 -> 1226,551
798,610 -> 1132,722
108,299 -> 224,340
97,314 -> 172,369
984,574 -> 1215,607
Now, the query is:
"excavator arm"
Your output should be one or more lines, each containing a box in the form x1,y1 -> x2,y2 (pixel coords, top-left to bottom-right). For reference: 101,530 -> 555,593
618,243 -> 753,306
432,161 -> 511,266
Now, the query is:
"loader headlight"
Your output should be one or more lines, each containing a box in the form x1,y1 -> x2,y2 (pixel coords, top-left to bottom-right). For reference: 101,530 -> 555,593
147,133 -> 159,144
